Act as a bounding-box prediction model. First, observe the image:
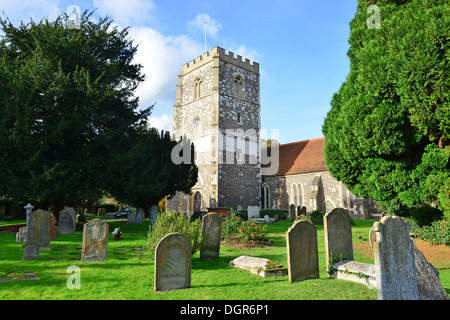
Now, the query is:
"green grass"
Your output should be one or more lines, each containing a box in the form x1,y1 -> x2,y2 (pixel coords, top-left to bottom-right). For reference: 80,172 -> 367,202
0,219 -> 448,300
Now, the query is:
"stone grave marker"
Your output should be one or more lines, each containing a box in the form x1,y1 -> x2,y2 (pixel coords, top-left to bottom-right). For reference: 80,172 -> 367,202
289,204 -> 295,222
373,216 -> 419,300
35,209 -> 51,250
127,209 -> 136,224
154,233 -> 191,291
200,213 -> 222,259
135,208 -> 144,224
16,226 -> 27,242
296,206 -> 302,218
286,217 -> 319,282
81,219 -> 109,262
149,205 -> 159,227
229,255 -> 287,277
323,208 -> 353,271
58,207 -> 77,234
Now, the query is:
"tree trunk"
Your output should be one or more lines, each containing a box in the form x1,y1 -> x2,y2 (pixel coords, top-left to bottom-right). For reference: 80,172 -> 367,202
51,197 -> 65,221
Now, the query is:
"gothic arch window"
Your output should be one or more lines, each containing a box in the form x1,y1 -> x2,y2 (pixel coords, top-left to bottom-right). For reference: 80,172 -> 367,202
193,76 -> 202,100
261,185 -> 270,209
233,75 -> 245,98
291,184 -> 298,206
297,184 -> 303,207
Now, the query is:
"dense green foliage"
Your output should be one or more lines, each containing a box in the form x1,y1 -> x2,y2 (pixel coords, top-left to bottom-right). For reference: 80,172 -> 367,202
322,0 -> 450,218
310,210 -> 325,225
0,11 -> 197,217
147,211 -> 206,257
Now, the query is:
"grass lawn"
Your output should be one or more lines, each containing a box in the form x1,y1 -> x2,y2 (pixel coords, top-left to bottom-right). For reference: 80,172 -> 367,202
0,218 -> 448,300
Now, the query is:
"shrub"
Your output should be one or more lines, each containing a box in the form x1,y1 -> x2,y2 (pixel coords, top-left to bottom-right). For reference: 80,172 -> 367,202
310,210 -> 324,225
415,220 -> 450,246
410,204 -> 444,227
235,210 -> 248,220
221,215 -> 268,242
147,210 -> 206,257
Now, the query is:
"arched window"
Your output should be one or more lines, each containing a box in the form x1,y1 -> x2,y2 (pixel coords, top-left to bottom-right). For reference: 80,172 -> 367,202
193,76 -> 202,100
261,185 -> 270,209
233,75 -> 245,98
291,184 -> 298,206
297,184 -> 303,207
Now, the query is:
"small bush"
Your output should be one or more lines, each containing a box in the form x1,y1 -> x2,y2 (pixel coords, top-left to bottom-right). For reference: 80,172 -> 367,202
410,204 -> 444,227
235,210 -> 248,220
221,215 -> 268,242
147,210 -> 206,257
310,210 -> 324,225
415,220 -> 450,246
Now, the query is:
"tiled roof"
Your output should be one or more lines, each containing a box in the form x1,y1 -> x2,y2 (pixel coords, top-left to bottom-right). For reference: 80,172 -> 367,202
262,137 -> 327,177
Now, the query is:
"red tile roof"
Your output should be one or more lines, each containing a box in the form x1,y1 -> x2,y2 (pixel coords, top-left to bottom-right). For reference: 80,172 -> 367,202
263,137 -> 327,176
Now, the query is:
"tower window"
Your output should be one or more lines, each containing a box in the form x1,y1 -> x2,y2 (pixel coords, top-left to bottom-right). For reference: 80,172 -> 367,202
194,76 -> 202,100
233,75 -> 245,98
236,112 -> 242,124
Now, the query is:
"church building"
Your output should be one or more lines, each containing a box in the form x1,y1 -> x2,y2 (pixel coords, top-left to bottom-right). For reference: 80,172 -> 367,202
167,47 -> 381,219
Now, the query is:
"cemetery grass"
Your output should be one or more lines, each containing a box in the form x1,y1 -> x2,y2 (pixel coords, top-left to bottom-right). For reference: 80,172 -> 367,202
0,219 -> 448,300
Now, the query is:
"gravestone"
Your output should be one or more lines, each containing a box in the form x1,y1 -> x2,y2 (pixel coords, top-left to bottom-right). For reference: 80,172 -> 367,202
247,206 -> 260,219
301,206 -> 307,216
296,206 -> 302,218
286,217 -> 319,282
412,239 -> 449,300
373,216 -> 419,300
154,233 -> 191,291
149,205 -> 159,227
289,204 -> 296,222
22,242 -> 40,260
229,255 -> 287,277
264,215 -> 272,224
34,209 -> 52,250
135,208 -> 144,224
323,208 -> 353,271
127,209 -> 136,224
81,219 -> 109,262
16,226 -> 27,242
200,213 -> 222,259
237,205 -> 243,213
58,207 -> 77,234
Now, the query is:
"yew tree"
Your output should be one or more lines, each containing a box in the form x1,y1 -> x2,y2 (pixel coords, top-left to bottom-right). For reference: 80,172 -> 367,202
0,11 -> 152,217
323,0 -> 450,217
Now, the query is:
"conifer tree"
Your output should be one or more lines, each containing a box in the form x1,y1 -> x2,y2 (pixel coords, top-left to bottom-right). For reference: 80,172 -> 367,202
323,0 -> 449,217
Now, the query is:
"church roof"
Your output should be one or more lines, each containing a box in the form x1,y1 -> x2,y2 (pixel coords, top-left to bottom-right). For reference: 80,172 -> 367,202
262,137 -> 327,177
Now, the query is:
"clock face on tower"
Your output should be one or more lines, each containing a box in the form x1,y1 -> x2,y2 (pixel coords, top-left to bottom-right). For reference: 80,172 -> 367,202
193,116 -> 200,128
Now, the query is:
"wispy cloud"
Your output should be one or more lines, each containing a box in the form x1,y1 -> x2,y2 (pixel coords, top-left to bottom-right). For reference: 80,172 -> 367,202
93,0 -> 155,25
187,13 -> 222,38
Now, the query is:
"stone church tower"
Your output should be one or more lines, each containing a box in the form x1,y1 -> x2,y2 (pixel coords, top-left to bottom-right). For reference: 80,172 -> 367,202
167,47 -> 261,215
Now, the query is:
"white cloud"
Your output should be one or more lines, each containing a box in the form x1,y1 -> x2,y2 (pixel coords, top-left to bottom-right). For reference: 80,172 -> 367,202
148,114 -> 173,133
129,26 -> 203,109
0,0 -> 61,24
93,0 -> 155,25
188,13 -> 222,38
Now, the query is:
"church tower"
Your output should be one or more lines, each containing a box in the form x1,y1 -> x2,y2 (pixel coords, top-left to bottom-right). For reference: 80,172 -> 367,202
168,47 -> 261,215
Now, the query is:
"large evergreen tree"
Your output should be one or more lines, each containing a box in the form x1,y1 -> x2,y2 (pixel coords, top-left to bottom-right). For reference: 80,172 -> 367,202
323,0 -> 449,218
0,11 -> 151,217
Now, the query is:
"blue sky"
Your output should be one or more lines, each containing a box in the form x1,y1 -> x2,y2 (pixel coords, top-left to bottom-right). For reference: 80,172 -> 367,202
1,0 -> 358,144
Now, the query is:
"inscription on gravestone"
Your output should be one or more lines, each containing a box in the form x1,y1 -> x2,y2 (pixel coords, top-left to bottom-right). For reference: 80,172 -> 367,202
154,233 -> 191,291
81,219 -> 109,262
200,213 -> 222,259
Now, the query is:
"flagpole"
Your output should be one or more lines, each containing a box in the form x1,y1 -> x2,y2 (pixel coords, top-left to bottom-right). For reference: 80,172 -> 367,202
204,21 -> 207,53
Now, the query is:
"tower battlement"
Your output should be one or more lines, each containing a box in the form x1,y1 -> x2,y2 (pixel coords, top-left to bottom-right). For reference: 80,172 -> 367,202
181,46 -> 259,74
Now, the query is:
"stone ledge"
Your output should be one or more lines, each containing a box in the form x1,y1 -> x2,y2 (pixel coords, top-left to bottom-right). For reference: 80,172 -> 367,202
330,260 -> 376,289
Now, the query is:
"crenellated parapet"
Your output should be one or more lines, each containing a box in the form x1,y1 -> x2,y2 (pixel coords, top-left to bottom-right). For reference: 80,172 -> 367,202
181,46 -> 259,75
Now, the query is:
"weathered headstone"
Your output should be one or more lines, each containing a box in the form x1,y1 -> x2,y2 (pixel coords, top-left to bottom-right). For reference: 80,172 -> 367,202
286,217 -> 319,282
135,208 -> 144,224
16,226 -> 27,242
247,206 -> 260,219
154,233 -> 191,291
296,206 -> 302,218
373,216 -> 419,300
412,239 -> 449,300
149,205 -> 159,227
264,215 -> 272,224
289,204 -> 296,222
301,206 -> 307,216
237,205 -> 243,213
229,255 -> 287,277
200,213 -> 222,259
81,219 -> 109,262
58,207 -> 77,234
34,209 -> 52,250
127,209 -> 136,224
323,208 -> 353,271
22,242 -> 40,260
